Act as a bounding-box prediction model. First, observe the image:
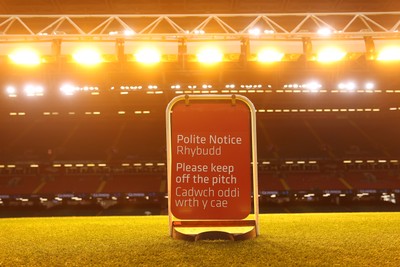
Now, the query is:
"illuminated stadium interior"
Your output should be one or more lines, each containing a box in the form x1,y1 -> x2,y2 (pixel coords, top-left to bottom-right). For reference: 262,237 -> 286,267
1,0 -> 400,215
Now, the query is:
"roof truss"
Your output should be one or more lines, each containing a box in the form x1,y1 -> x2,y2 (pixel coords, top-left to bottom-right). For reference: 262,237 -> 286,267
0,12 -> 400,41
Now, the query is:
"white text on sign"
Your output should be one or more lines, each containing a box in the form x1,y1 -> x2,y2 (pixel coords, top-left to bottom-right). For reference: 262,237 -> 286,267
177,134 -> 243,145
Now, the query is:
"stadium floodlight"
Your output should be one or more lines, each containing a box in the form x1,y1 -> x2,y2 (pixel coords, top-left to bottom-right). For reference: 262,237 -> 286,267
197,47 -> 223,64
248,28 -> 261,36
134,48 -> 161,64
317,27 -> 332,36
124,30 -> 135,36
317,47 -> 346,62
305,81 -> 322,92
24,84 -> 44,97
257,49 -> 284,62
60,84 -> 77,96
365,82 -> 375,90
193,29 -> 205,35
6,86 -> 17,97
377,46 -> 400,61
109,29 -> 135,36
9,49 -> 41,65
73,48 -> 102,65
346,82 -> 357,91
338,81 -> 357,91
147,85 -> 158,89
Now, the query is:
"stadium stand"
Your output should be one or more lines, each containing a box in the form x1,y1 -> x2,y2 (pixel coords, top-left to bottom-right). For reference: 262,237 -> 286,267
0,175 -> 41,196
37,175 -> 102,195
1,0 -> 400,215
1,89 -> 400,216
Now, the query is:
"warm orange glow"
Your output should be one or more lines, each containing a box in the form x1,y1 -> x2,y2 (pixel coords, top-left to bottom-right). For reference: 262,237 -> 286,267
377,46 -> 400,61
197,48 -> 223,64
134,48 -> 161,64
257,49 -> 284,62
9,49 -> 41,65
73,48 -> 102,65
317,47 -> 346,62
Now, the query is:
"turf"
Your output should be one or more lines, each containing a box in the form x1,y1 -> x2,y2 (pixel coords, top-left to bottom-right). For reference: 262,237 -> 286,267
0,213 -> 399,266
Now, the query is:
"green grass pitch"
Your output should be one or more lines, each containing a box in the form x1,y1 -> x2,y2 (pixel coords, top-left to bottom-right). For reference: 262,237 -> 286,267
1,213 -> 399,266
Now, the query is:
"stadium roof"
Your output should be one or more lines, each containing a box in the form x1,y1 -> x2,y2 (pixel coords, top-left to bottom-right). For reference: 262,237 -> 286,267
1,0 -> 400,14
1,0 -> 400,87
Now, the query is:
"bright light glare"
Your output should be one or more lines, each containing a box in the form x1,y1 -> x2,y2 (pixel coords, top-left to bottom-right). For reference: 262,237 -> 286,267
365,82 -> 375,90
9,49 -> 41,65
264,30 -> 275,34
338,81 -> 357,91
6,86 -> 16,95
24,84 -> 44,96
193,29 -> 205,35
317,28 -> 332,36
257,49 -> 284,62
377,46 -> 400,61
109,30 -> 135,36
134,48 -> 161,64
305,81 -> 322,92
317,47 -> 346,62
60,84 -> 77,96
248,28 -> 261,36
197,48 -> 223,64
124,30 -> 135,36
73,48 -> 102,65
348,82 -> 356,91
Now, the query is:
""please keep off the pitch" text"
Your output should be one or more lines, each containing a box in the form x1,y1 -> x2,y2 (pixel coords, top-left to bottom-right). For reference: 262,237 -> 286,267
176,162 -> 234,174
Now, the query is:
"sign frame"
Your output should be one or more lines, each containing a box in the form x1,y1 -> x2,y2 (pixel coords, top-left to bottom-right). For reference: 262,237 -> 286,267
166,94 -> 259,240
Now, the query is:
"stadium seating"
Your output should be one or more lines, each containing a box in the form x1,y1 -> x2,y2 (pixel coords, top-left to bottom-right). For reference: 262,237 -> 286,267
1,91 -> 400,207
281,172 -> 349,191
101,174 -> 165,194
0,175 -> 41,195
37,175 -> 102,195
344,171 -> 400,190
257,117 -> 328,159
